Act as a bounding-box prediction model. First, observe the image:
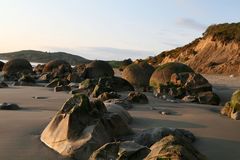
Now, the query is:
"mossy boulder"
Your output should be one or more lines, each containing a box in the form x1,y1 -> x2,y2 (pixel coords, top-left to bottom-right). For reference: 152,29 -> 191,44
145,135 -> 207,160
221,90 -> 240,120
122,62 -> 154,87
84,60 -> 114,79
2,59 -> 33,80
230,90 -> 240,112
150,62 -> 194,88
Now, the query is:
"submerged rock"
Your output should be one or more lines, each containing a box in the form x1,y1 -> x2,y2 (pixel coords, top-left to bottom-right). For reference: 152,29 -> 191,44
104,98 -> 133,110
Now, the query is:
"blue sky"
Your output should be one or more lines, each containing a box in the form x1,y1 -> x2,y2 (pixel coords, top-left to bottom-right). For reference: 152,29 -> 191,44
0,0 -> 239,60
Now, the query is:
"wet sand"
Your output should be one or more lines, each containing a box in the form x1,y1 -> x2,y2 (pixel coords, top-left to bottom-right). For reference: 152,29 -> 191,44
0,75 -> 239,160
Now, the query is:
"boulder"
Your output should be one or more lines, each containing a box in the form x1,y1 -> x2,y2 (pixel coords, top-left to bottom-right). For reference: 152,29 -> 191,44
106,104 -> 132,124
0,81 -> 8,88
33,64 -> 45,74
221,90 -> 240,120
45,78 -> 69,88
119,58 -> 133,71
0,103 -> 21,110
104,98 -> 133,110
97,92 -> 121,101
67,72 -> 83,83
0,61 -> 5,71
89,141 -> 150,160
14,74 -> 36,86
40,94 -> 133,159
144,135 -> 207,160
133,127 -> 195,147
171,72 -> 212,95
122,62 -> 154,88
54,85 -> 71,92
42,59 -> 71,73
127,91 -> 149,104
197,91 -> 220,105
150,62 -> 194,88
2,59 -> 33,80
84,60 -> 114,79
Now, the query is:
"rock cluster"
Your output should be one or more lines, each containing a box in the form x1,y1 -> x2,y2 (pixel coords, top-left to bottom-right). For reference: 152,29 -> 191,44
150,62 -> 220,105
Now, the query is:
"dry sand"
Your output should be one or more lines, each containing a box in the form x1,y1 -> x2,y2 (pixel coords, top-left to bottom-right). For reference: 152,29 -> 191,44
0,75 -> 239,160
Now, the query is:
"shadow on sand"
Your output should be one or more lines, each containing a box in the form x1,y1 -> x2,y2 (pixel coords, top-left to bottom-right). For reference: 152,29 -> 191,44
194,137 -> 240,160
131,117 -> 206,129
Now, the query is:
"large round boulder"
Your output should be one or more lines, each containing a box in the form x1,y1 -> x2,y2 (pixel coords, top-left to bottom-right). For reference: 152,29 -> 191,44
84,60 -> 114,79
150,62 -> 194,88
42,59 -> 71,73
2,59 -> 32,79
122,62 -> 154,87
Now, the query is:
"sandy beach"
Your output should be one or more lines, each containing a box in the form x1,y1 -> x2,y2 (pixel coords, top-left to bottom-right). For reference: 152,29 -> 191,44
0,74 -> 239,160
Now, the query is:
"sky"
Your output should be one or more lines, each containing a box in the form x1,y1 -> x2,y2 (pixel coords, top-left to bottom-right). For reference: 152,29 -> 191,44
0,0 -> 239,60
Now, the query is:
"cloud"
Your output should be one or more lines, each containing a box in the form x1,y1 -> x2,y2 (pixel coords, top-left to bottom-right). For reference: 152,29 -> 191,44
42,46 -> 154,60
176,18 -> 206,30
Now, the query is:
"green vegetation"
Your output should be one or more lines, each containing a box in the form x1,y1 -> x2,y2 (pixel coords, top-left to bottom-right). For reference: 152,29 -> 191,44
0,50 -> 90,65
107,60 -> 122,68
203,22 -> 240,43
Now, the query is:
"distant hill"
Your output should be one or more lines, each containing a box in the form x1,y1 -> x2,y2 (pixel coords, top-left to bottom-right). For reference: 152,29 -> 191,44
0,50 -> 90,65
147,22 -> 240,75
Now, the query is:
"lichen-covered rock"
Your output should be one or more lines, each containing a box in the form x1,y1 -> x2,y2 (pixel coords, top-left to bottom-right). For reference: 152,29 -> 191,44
89,141 -> 150,160
2,59 -> 33,80
127,91 -> 149,104
122,62 -> 154,88
84,60 -> 114,79
221,90 -> 240,120
144,135 -> 207,160
40,94 -> 133,159
150,62 -> 194,88
97,92 -> 121,101
0,103 -> 21,110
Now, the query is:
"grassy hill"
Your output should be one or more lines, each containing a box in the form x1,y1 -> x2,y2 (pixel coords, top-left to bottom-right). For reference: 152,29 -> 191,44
147,22 -> 240,75
0,50 -> 90,65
